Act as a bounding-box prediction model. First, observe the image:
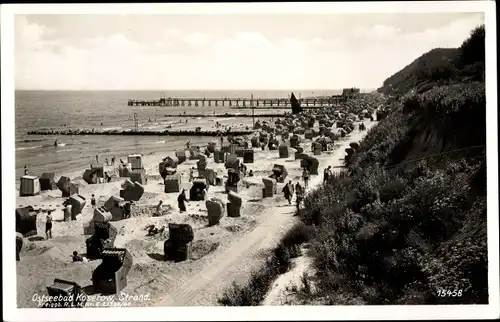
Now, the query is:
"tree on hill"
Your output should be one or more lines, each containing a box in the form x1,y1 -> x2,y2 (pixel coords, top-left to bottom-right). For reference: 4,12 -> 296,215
378,24 -> 485,95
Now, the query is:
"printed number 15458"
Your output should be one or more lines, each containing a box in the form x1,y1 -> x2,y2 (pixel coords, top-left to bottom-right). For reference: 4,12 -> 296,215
437,289 -> 463,297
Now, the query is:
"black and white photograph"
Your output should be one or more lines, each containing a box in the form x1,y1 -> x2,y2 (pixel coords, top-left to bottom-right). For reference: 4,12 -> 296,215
1,2 -> 498,321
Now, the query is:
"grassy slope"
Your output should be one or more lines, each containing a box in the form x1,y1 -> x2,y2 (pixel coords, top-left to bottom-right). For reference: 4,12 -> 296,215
299,24 -> 487,305
218,25 -> 487,306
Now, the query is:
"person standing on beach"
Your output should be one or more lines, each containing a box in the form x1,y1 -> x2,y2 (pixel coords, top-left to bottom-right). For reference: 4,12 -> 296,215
323,166 -> 331,184
24,165 -> 28,175
177,189 -> 189,213
295,183 -> 304,211
91,194 -> 96,207
105,158 -> 109,166
124,201 -> 132,219
155,200 -> 163,217
302,168 -> 310,189
189,167 -> 195,182
96,155 -> 99,164
45,211 -> 53,239
111,157 -> 116,166
328,166 -> 334,183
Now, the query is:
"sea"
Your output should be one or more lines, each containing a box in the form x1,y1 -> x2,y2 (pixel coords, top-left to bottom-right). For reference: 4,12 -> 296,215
14,90 -> 347,181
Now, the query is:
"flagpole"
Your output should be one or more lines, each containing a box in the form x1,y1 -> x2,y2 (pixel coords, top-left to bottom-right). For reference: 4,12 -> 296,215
251,93 -> 255,128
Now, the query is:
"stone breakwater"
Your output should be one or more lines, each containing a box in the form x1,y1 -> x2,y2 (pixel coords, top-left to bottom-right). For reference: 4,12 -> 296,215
163,113 -> 285,118
27,129 -> 255,137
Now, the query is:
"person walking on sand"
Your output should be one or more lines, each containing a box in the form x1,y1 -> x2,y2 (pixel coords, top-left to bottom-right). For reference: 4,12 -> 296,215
45,211 -> 53,239
91,194 -> 96,208
302,168 -> 310,189
289,180 -> 295,197
282,181 -> 292,205
177,189 -> 189,213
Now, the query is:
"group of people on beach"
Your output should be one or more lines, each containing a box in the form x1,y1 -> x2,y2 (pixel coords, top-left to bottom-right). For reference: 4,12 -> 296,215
95,155 -> 116,167
282,180 -> 306,210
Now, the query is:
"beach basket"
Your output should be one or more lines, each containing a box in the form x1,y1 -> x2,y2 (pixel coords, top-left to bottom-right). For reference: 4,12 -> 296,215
44,279 -> 86,308
16,232 -> 23,261
190,179 -> 208,201
129,169 -> 147,185
168,223 -> 194,244
20,175 -> 40,197
164,174 -> 181,193
242,149 -> 254,163
120,181 -> 144,201
15,206 -> 37,237
83,169 -> 98,184
164,240 -> 192,262
225,154 -> 240,170
278,144 -> 289,158
262,178 -> 277,198
271,164 -> 288,183
206,198 -> 225,226
128,154 -> 143,170
227,191 -> 242,217
39,172 -> 56,191
104,196 -> 124,212
214,150 -> 226,163
57,176 -> 79,197
290,135 -> 300,148
92,248 -> 133,294
251,136 -> 260,148
90,164 -> 104,178
202,168 -> 215,186
93,207 -> 112,223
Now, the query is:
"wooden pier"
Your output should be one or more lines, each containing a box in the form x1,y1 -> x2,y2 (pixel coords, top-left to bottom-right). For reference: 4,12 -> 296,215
127,95 -> 346,108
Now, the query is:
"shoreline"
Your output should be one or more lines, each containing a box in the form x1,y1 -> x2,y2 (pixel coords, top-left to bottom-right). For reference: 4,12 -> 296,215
26,129 -> 255,137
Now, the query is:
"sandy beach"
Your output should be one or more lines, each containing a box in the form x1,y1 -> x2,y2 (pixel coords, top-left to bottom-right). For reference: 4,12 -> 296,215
16,112 -> 377,308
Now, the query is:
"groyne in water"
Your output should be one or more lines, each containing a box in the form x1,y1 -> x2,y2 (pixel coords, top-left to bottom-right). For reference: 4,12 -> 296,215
163,113 -> 285,118
27,129 -> 254,137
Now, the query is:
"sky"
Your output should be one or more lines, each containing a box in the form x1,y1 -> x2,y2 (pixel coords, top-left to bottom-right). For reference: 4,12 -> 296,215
14,12 -> 484,91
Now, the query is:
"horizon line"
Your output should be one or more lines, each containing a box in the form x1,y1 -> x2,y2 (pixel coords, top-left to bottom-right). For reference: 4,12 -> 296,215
15,88 -> 377,91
